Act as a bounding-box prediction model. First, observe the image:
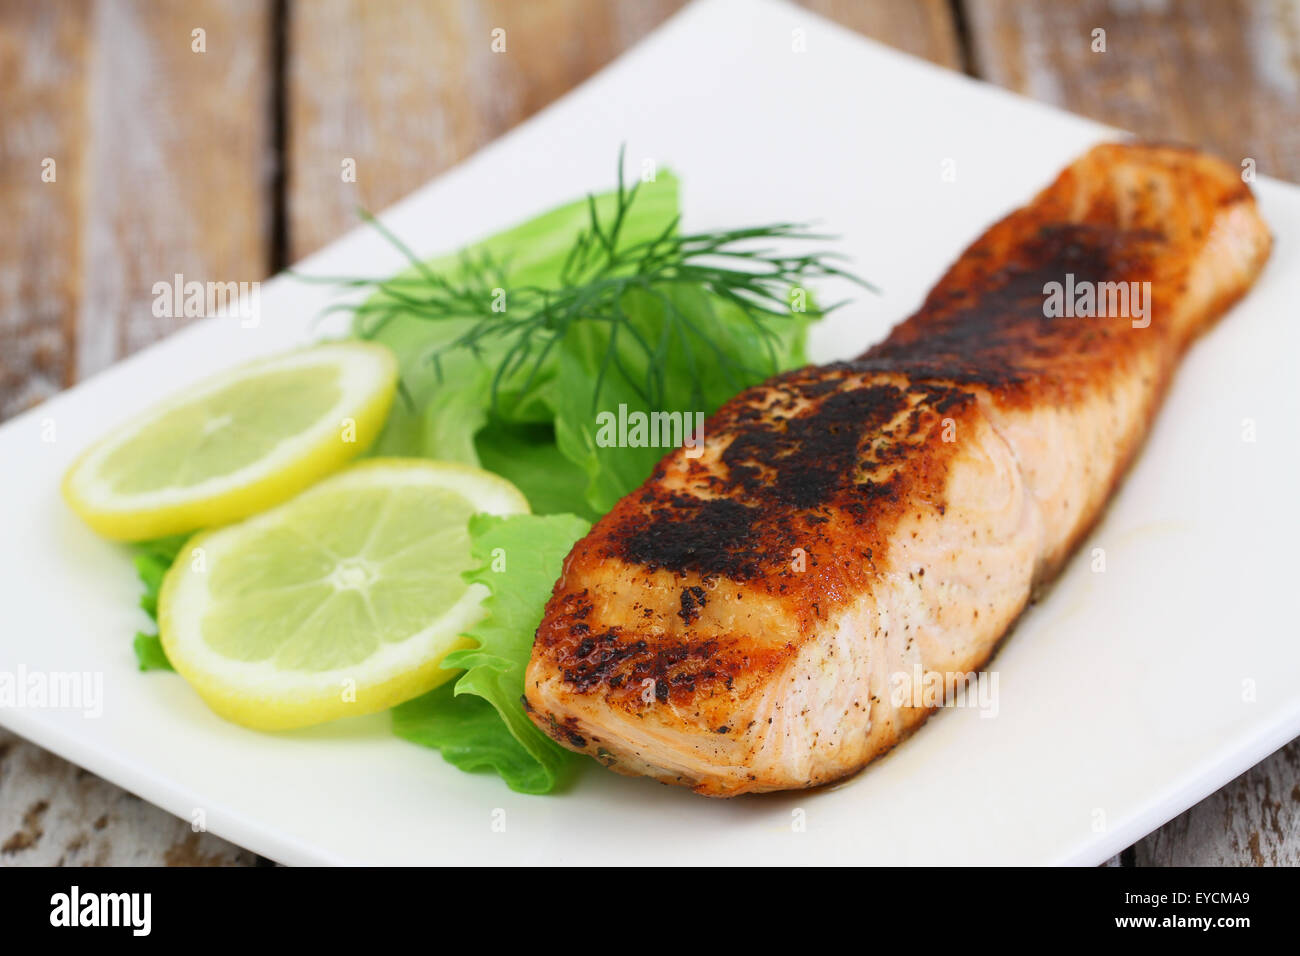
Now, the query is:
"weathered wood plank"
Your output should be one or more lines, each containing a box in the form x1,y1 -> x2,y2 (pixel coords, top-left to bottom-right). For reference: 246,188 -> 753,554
1,0 -> 966,870
964,0 -> 1300,867
76,0 -> 274,377
1134,739 -> 1300,866
964,0 -> 1300,183
286,0 -> 962,260
1,0 -> 275,867
11,0 -> 1293,869
0,0 -> 88,420
798,0 -> 963,69
287,0 -> 687,260
0,728 -> 258,865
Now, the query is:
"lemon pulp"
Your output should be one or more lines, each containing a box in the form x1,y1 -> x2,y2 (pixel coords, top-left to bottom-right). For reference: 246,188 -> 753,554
63,342 -> 398,541
158,459 -> 530,730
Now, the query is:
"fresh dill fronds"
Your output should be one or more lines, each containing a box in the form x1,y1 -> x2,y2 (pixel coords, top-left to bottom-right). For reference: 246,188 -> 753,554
311,150 -> 874,412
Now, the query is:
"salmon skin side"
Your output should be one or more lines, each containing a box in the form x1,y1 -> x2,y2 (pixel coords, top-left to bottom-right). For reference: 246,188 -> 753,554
524,143 -> 1273,796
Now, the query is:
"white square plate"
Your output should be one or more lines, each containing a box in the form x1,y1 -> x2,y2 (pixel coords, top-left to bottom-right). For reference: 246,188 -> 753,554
2,0 -> 1297,865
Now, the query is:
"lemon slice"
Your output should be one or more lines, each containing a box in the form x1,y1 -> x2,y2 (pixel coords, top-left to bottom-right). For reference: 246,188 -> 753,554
158,459 -> 529,730
62,342 -> 399,541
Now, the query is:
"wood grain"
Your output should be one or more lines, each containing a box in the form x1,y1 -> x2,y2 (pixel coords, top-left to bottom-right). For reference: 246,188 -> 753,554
964,0 -> 1300,183
0,728 -> 257,865
286,0 -> 963,260
0,0 -> 972,871
798,0 -> 963,68
76,0 -> 274,376
286,0 -> 688,260
3,0 -> 1296,867
0,0 -> 88,420
963,0 -> 1300,868
1134,739 -> 1300,866
1,0 -> 276,868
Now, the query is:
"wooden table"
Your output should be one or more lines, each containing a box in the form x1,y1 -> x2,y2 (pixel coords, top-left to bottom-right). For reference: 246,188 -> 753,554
2,0 -> 1297,866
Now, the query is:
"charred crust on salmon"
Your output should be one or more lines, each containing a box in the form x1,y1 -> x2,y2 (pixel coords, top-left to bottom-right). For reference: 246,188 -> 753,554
524,143 -> 1274,796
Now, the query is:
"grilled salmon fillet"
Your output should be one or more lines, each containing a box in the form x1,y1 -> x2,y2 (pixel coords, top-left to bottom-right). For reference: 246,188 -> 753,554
524,143 -> 1272,796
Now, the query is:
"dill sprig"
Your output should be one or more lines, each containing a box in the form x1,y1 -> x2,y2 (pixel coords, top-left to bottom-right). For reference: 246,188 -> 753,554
310,151 -> 874,412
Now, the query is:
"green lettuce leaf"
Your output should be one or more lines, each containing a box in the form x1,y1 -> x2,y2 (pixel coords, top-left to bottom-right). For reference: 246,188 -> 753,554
120,166 -> 830,798
131,536 -> 186,671
362,173 -> 682,474
473,418 -> 597,521
392,512 -> 590,793
357,171 -> 820,518
552,284 -> 815,514
132,632 -> 174,672
391,684 -> 554,793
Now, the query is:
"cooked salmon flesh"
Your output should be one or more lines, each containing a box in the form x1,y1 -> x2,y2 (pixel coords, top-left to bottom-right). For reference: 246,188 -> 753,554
524,143 -> 1273,796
